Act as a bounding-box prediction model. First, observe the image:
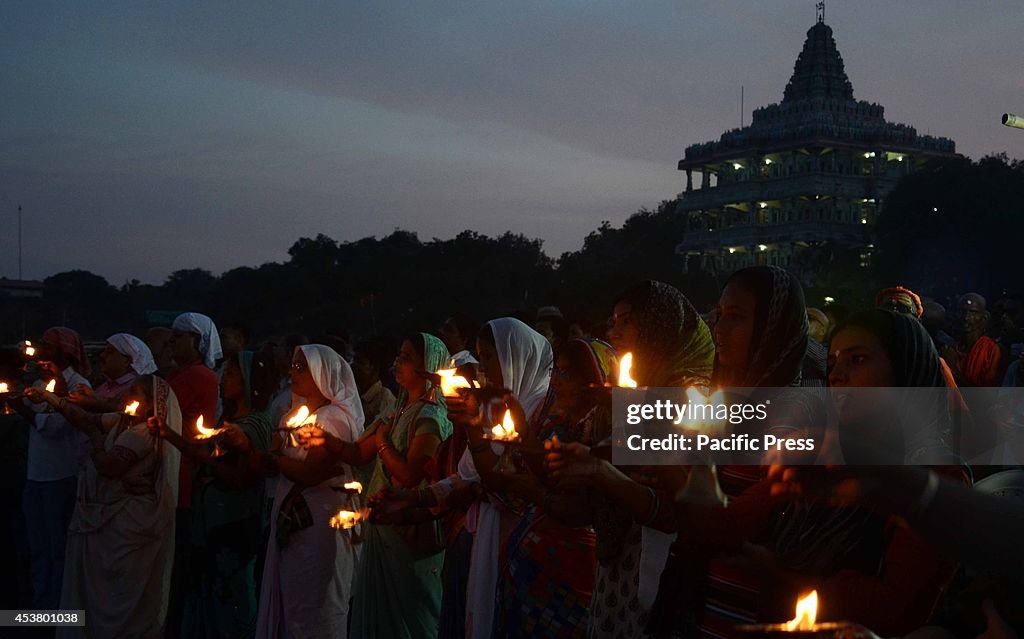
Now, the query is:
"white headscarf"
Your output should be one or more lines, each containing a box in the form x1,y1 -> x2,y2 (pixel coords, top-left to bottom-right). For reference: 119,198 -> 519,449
457,317 -> 553,639
107,333 -> 158,375
485,317 -> 553,418
298,344 -> 365,440
171,312 -> 223,369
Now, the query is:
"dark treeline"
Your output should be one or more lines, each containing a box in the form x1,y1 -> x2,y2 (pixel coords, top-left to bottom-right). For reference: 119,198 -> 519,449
3,154 -> 1023,342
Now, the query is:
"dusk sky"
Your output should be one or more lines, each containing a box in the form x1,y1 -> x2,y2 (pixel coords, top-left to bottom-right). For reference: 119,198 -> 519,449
2,1 -> 1022,284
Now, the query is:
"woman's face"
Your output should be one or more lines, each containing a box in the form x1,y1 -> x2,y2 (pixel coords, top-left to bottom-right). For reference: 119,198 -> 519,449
393,339 -> 424,391
607,301 -> 639,356
476,338 -> 503,389
221,359 -> 245,402
828,326 -> 897,423
550,354 -> 585,413
289,349 -> 323,402
99,343 -> 132,380
715,282 -> 757,369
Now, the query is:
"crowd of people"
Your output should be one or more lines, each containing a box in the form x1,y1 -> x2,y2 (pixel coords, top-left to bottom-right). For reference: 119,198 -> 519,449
1,265 -> 1023,639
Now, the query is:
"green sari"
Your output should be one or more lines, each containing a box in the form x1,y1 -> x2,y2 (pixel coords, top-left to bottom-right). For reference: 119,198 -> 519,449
351,333 -> 452,639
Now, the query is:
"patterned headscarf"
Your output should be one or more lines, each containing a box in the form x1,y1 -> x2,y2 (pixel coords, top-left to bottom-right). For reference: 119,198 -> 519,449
107,333 -> 157,375
615,281 -> 715,387
715,266 -> 808,388
566,337 -> 617,387
875,286 -> 924,319
831,309 -> 953,463
41,326 -> 91,377
171,312 -> 223,369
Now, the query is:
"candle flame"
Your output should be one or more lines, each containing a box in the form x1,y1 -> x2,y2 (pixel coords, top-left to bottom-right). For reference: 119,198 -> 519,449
784,591 -> 818,632
0,382 -> 8,393
124,400 -> 140,416
344,481 -> 363,494
45,379 -> 56,392
329,509 -> 365,530
490,409 -> 518,440
195,415 -> 219,438
437,368 -> 473,397
618,353 -> 638,388
286,405 -> 310,427
25,346 -> 36,357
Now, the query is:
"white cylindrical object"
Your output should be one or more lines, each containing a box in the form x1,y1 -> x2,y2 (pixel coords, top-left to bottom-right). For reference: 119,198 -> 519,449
1002,113 -> 1024,129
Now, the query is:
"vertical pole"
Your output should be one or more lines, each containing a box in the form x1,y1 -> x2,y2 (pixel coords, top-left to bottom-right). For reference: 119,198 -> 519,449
18,204 -> 23,280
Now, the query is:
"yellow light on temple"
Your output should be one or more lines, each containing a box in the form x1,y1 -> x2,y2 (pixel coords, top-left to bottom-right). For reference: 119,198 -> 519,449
490,409 -> 518,441
618,353 -> 638,388
45,379 -> 56,392
784,591 -> 818,632
436,368 -> 473,397
344,481 -> 363,494
124,400 -> 140,416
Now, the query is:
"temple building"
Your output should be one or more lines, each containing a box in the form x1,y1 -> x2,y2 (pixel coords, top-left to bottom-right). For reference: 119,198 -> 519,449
675,8 -> 957,279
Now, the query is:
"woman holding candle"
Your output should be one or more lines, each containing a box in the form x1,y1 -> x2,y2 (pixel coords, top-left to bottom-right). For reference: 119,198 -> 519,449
233,344 -> 363,639
11,326 -> 93,612
588,281 -> 716,639
294,333 -> 453,637
453,318 -> 554,639
26,375 -> 181,638
493,337 -> 617,638
67,333 -> 157,414
151,350 -> 273,639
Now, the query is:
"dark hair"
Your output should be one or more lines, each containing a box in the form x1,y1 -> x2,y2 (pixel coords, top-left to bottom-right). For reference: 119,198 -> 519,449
282,333 -> 309,358
400,332 -> 426,365
555,340 -> 604,387
249,349 -> 278,412
448,313 -> 479,343
221,320 -> 251,345
477,324 -> 496,347
537,315 -> 570,345
355,337 -> 397,377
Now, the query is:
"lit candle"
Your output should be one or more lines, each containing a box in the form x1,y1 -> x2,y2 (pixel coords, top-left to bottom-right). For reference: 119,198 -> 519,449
344,481 -> 363,494
0,382 -> 9,394
489,409 -> 519,441
618,353 -> 638,388
194,415 -> 226,439
329,508 -> 366,530
436,368 -> 473,397
24,341 -> 35,357
285,405 -> 314,428
45,379 -> 56,392
124,400 -> 140,416
785,591 -> 817,632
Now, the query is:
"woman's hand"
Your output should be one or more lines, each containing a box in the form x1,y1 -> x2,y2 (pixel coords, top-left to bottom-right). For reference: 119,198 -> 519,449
374,415 -> 393,450
146,416 -> 173,440
220,423 -> 253,454
68,385 -> 95,404
367,485 -> 421,524
544,437 -> 603,482
446,390 -> 484,429
23,387 -> 54,405
295,425 -> 342,454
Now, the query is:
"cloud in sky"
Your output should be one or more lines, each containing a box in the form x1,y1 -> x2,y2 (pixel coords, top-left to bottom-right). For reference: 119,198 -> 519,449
1,0 -> 1021,283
